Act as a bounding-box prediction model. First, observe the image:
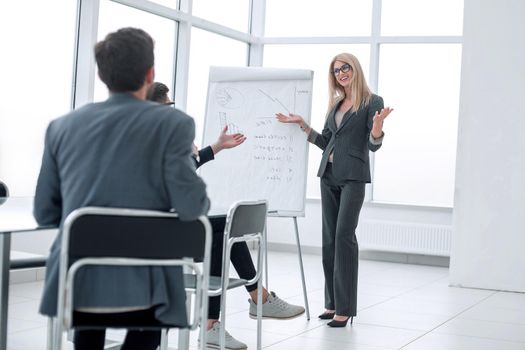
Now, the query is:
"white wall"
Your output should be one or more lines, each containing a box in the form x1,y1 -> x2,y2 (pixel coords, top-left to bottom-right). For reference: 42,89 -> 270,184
449,0 -> 525,291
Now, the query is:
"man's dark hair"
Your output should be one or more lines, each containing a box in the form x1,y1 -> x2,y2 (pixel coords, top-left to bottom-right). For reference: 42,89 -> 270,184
94,27 -> 154,92
146,82 -> 170,103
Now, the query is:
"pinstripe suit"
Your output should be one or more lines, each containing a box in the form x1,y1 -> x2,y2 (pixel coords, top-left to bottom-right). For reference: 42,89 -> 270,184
308,94 -> 384,316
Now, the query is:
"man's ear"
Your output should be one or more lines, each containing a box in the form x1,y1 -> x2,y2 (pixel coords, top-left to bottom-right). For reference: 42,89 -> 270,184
145,66 -> 155,84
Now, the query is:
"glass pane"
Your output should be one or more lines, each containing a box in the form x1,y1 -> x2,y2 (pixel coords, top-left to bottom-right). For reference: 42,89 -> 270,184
150,0 -> 179,8
381,0 -> 464,36
264,45 -> 370,198
94,0 -> 177,102
265,0 -> 373,37
187,28 -> 248,146
192,0 -> 250,32
0,1 -> 76,196
373,44 -> 462,207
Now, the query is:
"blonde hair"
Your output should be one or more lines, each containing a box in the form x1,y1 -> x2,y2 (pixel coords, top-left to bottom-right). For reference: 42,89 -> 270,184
327,53 -> 372,115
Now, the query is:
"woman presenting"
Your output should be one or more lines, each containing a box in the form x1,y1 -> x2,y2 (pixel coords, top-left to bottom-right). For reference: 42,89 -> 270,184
277,53 -> 393,327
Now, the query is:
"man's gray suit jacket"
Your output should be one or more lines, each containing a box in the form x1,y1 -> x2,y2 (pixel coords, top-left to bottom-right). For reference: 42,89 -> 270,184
34,93 -> 210,325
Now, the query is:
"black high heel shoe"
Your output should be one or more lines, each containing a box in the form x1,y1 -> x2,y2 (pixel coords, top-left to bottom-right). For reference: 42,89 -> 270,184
318,311 -> 336,320
327,316 -> 354,327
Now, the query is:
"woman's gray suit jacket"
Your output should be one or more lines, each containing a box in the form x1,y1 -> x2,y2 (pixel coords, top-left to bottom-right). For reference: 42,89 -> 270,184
310,94 -> 384,182
34,93 -> 210,325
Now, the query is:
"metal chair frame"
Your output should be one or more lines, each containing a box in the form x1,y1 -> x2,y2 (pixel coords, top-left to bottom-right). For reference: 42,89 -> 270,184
49,207 -> 211,350
211,200 -> 267,350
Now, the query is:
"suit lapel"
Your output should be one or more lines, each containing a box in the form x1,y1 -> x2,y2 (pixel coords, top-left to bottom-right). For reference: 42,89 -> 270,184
336,106 -> 362,134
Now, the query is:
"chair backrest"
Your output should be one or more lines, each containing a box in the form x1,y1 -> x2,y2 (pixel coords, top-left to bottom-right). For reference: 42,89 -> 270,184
64,208 -> 208,261
225,200 -> 268,238
0,181 -> 8,197
57,207 -> 211,336
218,200 -> 267,292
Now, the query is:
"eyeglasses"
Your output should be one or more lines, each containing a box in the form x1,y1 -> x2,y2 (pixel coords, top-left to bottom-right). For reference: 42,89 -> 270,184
331,63 -> 352,76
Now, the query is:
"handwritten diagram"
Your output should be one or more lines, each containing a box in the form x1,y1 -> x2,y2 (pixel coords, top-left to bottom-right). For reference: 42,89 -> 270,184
215,87 -> 244,109
258,88 -> 292,114
219,112 -> 243,134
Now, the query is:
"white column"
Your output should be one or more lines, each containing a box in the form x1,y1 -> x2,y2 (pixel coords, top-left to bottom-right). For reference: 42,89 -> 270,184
449,0 -> 525,291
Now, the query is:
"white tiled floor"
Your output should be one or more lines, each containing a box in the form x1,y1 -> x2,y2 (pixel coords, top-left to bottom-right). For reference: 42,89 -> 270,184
7,251 -> 525,349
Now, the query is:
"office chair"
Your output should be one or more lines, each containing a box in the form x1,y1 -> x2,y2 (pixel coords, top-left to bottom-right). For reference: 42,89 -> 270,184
186,200 -> 267,350
49,207 -> 211,350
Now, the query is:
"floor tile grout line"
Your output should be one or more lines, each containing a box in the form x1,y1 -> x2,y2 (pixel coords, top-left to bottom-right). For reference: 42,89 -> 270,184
258,323 -> 328,349
6,323 -> 47,336
354,273 -> 454,315
395,290 -> 500,349
456,314 -> 525,327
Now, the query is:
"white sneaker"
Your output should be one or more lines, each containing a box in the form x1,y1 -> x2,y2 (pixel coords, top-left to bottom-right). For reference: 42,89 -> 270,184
205,322 -> 247,350
249,291 -> 305,319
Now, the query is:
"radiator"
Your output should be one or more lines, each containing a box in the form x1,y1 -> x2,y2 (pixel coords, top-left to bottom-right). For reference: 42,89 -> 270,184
356,220 -> 452,256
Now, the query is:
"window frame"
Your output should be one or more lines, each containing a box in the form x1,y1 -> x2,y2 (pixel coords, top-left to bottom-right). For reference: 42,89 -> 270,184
74,0 -> 462,208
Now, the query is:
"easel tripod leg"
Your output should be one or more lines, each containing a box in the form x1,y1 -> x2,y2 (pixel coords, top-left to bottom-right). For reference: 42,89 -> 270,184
293,217 -> 310,320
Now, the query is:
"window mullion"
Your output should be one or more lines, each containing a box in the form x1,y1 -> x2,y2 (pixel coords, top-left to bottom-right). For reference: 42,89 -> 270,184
367,0 -> 382,202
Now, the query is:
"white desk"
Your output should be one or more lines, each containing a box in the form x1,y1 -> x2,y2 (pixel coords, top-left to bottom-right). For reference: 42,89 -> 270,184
0,196 -> 52,350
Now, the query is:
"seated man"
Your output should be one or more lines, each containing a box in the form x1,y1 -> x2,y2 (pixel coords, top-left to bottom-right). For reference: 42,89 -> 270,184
147,83 -> 306,350
35,28 -> 209,350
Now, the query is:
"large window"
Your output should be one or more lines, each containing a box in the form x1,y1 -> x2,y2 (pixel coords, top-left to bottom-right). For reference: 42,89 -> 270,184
150,0 -> 179,9
264,44 -> 370,198
0,1 -> 77,196
265,0 -> 373,37
371,0 -> 464,207
381,0 -> 464,36
192,0 -> 250,33
373,44 -> 462,206
0,0 -> 464,208
186,28 -> 247,146
264,0 -> 464,207
94,0 -> 177,102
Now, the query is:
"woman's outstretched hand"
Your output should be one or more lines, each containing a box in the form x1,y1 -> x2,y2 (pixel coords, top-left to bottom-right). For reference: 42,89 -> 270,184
371,107 -> 394,138
276,113 -> 311,134
276,113 -> 304,125
211,125 -> 246,154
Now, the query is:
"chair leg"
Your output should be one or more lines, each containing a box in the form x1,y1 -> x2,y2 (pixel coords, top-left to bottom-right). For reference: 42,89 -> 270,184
264,225 -> 269,290
178,289 -> 192,350
219,291 -> 228,350
47,317 -> 56,350
219,245 -> 232,350
160,329 -> 168,350
198,291 -> 208,350
53,315 -> 64,350
67,329 -> 75,342
256,278 -> 263,350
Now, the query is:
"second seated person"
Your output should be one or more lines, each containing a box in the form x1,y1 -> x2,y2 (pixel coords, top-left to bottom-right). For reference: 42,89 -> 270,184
277,53 -> 393,328
147,82 -> 306,350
